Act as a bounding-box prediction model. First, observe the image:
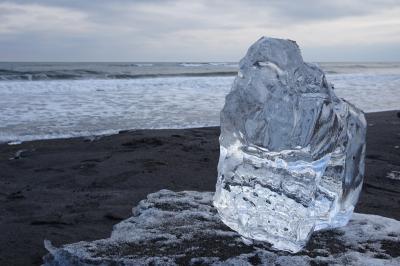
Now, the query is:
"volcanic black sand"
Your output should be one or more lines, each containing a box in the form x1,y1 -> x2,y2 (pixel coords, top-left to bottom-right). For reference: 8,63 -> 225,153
0,111 -> 399,266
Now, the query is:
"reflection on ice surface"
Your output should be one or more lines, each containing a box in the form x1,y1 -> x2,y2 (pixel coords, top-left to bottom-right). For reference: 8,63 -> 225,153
214,37 -> 366,252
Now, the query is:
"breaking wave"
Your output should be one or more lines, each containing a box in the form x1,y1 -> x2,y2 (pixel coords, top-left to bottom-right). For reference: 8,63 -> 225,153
0,69 -> 237,81
0,62 -> 239,81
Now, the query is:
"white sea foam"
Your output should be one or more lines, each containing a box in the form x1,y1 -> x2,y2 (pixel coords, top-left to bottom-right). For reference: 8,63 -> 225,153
133,63 -> 154,67
179,63 -> 207,67
0,73 -> 399,143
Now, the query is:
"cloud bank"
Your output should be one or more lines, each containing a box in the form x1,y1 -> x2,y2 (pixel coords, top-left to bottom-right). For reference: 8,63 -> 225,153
0,0 -> 399,61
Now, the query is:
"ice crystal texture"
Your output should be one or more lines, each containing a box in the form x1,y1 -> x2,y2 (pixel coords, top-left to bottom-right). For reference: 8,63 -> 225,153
213,37 -> 367,253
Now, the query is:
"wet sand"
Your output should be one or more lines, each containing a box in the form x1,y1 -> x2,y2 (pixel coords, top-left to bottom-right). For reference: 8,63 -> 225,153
0,111 -> 399,265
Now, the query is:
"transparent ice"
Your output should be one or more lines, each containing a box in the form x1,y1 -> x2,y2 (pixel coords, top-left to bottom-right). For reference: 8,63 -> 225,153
213,37 -> 367,253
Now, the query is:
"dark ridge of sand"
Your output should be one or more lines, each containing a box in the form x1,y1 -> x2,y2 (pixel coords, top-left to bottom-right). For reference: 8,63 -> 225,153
0,111 -> 399,266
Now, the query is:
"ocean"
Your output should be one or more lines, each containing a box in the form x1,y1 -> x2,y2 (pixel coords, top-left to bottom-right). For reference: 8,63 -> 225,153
0,62 -> 399,143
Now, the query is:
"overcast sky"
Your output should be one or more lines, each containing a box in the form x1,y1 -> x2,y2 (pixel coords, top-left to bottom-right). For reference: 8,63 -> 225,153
0,0 -> 399,62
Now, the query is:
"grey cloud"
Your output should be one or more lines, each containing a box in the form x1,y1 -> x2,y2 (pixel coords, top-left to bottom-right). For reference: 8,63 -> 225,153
0,0 -> 399,61
3,0 -> 398,34
8,0 -> 399,22
255,0 -> 400,21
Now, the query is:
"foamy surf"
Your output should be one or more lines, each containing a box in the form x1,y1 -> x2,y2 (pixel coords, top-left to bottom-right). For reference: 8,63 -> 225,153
0,62 -> 399,143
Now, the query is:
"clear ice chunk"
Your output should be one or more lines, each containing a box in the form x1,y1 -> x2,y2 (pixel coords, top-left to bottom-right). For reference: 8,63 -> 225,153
213,37 -> 367,253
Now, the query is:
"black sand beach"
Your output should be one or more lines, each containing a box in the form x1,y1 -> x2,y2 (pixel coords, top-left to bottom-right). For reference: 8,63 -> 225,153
0,111 -> 399,266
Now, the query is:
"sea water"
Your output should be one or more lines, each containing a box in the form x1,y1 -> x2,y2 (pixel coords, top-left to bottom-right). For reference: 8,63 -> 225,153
0,62 -> 399,143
